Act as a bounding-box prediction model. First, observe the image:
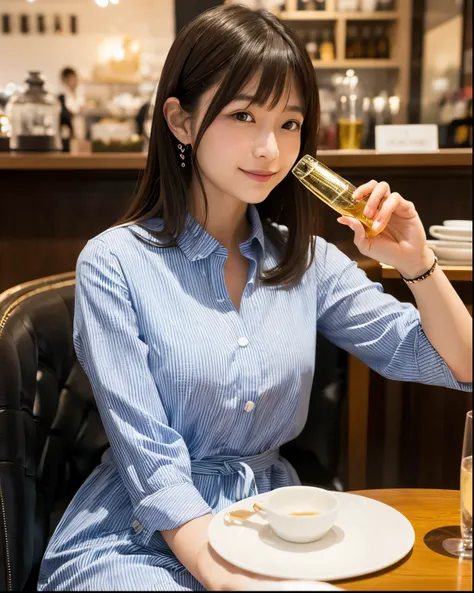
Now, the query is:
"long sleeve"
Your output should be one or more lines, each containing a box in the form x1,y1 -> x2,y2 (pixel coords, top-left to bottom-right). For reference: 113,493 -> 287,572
73,238 -> 212,544
315,238 -> 472,392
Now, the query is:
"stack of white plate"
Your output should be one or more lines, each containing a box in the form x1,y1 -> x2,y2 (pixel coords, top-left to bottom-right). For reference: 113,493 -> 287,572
427,220 -> 472,266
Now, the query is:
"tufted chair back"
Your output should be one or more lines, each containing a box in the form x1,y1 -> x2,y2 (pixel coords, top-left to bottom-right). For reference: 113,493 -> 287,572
0,273 -> 109,591
0,273 -> 345,591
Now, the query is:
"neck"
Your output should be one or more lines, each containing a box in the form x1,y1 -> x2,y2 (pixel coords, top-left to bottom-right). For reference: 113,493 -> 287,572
188,178 -> 251,251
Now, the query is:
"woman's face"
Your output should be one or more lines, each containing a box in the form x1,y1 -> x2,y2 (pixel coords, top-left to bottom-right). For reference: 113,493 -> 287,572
190,74 -> 304,207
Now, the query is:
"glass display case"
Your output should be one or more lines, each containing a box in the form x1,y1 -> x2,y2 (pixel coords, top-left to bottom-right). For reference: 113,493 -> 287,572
6,71 -> 61,152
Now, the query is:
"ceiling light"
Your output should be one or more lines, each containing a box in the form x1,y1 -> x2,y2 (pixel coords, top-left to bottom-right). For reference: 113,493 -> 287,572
95,0 -> 109,7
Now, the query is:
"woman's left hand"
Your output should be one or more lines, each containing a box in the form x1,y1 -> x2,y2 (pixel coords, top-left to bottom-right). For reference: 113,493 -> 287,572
337,179 -> 435,279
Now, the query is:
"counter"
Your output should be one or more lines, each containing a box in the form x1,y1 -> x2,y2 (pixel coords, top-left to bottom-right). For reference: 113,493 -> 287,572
1,148 -> 471,294
0,148 -> 471,170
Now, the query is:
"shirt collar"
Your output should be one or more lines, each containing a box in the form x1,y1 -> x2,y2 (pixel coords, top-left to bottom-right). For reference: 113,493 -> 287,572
177,204 -> 266,262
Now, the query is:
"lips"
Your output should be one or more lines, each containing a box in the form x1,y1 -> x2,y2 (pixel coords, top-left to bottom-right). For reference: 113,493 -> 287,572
240,169 -> 277,183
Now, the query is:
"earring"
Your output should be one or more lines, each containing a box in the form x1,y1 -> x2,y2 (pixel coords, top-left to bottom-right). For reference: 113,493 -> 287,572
178,143 -> 186,168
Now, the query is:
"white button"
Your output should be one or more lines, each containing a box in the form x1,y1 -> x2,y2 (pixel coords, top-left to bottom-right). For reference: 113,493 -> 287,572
132,520 -> 143,534
244,401 -> 255,412
238,337 -> 249,347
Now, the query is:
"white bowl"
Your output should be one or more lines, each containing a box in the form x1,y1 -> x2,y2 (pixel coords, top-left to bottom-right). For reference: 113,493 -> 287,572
429,225 -> 472,242
427,240 -> 472,263
443,220 -> 472,229
255,486 -> 339,544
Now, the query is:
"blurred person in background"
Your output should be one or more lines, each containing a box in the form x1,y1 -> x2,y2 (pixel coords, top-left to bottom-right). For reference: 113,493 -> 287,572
58,66 -> 84,150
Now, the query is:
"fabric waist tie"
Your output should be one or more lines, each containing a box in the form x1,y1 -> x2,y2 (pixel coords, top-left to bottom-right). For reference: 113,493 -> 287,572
190,448 -> 280,499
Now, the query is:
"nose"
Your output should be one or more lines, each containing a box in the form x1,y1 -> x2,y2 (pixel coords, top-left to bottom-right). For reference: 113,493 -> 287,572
252,131 -> 279,162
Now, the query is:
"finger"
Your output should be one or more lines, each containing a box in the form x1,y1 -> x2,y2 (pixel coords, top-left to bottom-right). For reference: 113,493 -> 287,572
363,181 -> 391,219
338,216 -> 367,247
353,179 -> 378,201
371,192 -> 402,233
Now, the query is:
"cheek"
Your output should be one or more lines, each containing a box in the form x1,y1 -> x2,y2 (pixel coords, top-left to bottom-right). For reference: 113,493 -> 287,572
195,123 -> 246,167
278,133 -> 302,168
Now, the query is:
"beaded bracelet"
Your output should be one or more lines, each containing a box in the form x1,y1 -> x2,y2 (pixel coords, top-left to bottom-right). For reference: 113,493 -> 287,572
400,256 -> 438,284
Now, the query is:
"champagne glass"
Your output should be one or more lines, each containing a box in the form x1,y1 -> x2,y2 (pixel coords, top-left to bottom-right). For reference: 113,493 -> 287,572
292,155 -> 383,238
443,410 -> 472,558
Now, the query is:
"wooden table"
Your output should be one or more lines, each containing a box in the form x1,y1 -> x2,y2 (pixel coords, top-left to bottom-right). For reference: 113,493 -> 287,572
336,489 -> 472,591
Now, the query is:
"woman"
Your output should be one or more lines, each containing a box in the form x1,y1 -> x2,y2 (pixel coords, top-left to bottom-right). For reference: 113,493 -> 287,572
38,4 -> 472,591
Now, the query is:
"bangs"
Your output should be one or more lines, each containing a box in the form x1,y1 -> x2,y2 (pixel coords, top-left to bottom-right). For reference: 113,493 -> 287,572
227,42 -> 303,112
201,22 -> 310,124
237,39 -> 303,112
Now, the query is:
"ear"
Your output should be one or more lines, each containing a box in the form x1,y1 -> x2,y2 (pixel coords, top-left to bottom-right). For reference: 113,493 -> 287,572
163,97 -> 192,146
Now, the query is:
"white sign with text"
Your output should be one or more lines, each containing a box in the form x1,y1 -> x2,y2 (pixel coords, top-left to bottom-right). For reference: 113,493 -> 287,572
375,124 -> 439,153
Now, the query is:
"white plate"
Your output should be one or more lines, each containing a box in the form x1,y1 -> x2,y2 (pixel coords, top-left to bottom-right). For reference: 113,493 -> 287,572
429,225 -> 472,242
437,259 -> 473,267
426,240 -> 472,263
443,220 -> 472,229
208,491 -> 415,582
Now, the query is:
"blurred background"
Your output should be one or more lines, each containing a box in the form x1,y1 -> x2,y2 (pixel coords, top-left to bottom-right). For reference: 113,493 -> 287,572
0,0 -> 471,153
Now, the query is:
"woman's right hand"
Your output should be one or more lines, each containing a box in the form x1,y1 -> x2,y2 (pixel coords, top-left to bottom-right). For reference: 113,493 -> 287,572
195,542 -> 283,590
195,542 -> 339,591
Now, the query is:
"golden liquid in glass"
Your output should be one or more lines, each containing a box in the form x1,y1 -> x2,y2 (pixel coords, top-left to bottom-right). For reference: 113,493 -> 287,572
461,455 -> 472,517
338,119 -> 363,150
292,155 -> 379,238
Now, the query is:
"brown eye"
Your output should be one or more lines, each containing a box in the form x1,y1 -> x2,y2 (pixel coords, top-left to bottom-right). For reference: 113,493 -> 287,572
283,121 -> 301,131
233,112 -> 254,123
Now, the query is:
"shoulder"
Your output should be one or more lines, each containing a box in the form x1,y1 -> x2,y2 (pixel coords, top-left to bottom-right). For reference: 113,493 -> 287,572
81,219 -> 163,260
77,220 -> 166,281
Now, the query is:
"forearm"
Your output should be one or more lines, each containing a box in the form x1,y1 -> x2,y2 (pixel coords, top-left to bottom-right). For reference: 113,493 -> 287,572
161,514 -> 280,590
161,513 -> 215,588
397,253 -> 472,383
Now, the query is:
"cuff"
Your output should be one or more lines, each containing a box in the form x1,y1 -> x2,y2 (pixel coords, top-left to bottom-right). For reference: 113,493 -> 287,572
133,482 -> 212,545
417,328 -> 473,392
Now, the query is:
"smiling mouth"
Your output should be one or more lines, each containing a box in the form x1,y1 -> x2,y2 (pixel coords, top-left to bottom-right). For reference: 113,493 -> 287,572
240,169 -> 277,183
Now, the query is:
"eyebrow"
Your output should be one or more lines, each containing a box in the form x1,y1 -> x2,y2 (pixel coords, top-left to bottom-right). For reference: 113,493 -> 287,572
232,94 -> 304,115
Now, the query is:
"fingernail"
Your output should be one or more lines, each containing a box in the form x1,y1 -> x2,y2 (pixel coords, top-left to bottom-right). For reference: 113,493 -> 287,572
364,208 -> 372,217
372,220 -> 380,231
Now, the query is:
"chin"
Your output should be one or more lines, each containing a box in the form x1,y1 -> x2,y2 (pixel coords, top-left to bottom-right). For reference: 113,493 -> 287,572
234,191 -> 272,206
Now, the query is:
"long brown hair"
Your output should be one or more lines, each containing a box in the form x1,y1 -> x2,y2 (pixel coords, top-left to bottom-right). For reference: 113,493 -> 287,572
117,3 -> 321,287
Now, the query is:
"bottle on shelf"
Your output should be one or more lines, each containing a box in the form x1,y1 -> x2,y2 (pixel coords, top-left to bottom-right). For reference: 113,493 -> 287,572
37,14 -> 46,34
361,25 -> 372,59
351,24 -> 364,59
19,14 -> 29,34
300,0 -> 317,10
305,30 -> 319,61
315,0 -> 326,10
362,95 -> 375,149
319,27 -> 335,61
53,14 -> 62,34
376,25 -> 390,58
70,15 -> 78,35
346,25 -> 357,59
2,14 -> 11,34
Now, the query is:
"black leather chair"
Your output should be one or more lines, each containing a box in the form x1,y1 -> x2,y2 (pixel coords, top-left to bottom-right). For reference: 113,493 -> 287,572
0,273 -> 346,591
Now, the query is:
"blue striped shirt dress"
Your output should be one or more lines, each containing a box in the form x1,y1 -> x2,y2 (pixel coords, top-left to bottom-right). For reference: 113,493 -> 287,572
38,205 -> 472,590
